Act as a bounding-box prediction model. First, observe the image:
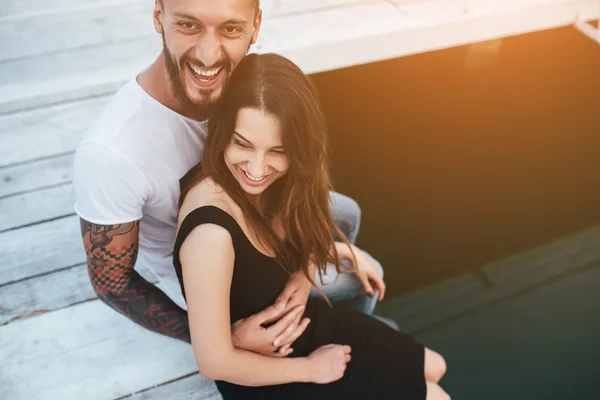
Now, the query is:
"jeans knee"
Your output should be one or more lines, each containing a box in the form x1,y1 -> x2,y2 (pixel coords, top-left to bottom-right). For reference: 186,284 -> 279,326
362,250 -> 384,279
330,192 -> 362,242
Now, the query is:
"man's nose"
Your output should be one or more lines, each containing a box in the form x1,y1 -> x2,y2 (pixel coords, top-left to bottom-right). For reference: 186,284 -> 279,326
195,32 -> 222,67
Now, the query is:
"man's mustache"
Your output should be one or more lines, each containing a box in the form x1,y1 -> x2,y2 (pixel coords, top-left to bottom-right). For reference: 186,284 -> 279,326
183,58 -> 230,70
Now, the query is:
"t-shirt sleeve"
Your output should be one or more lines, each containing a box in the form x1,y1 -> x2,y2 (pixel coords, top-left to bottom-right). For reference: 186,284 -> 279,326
73,143 -> 148,225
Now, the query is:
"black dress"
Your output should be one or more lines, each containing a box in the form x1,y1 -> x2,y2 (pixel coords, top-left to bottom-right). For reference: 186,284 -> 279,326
173,206 -> 426,399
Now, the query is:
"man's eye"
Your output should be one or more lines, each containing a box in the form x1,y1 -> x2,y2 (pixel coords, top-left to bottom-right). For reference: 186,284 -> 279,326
180,22 -> 196,30
223,26 -> 242,34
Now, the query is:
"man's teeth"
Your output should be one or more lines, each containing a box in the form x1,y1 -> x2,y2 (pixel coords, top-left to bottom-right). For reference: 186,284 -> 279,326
188,63 -> 221,78
244,171 -> 265,181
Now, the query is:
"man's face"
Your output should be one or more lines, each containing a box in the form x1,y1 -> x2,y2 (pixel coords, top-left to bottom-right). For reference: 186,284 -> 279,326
154,0 -> 261,119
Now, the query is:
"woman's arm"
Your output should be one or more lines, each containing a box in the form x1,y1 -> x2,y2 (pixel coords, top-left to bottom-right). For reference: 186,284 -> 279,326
333,242 -> 386,301
179,223 -> 314,386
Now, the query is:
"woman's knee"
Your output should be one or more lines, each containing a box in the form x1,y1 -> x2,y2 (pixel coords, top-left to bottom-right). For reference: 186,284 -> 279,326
426,382 -> 450,400
424,348 -> 447,383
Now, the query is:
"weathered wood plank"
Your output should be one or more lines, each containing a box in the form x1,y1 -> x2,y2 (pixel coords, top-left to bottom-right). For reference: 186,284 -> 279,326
0,96 -> 107,168
482,225 -> 600,284
0,37 -> 161,115
415,264 -> 600,398
0,0 -> 378,60
262,0 -> 379,17
0,215 -> 83,286
375,274 -> 487,333
0,0 -> 141,19
0,153 -> 73,198
0,300 -> 202,400
0,264 -> 92,326
0,184 -> 74,232
0,262 -> 159,326
124,374 -> 220,400
0,1 -> 154,61
376,225 -> 600,333
280,0 -> 598,84
255,2 -> 406,52
572,229 -> 600,271
2,0 -> 597,114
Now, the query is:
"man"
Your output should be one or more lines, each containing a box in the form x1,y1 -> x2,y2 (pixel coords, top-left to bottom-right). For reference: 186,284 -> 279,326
74,0 -> 391,394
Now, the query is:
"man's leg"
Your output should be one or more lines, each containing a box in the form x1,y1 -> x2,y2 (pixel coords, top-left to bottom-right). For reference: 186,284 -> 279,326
311,249 -> 383,316
329,191 -> 362,245
315,192 -> 379,312
318,191 -> 399,330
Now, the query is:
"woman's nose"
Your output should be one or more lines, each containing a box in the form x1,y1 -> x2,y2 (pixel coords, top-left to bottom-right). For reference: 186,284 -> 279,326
247,155 -> 267,177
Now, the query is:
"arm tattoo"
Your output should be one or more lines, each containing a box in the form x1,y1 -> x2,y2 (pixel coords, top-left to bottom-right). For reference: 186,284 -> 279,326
80,219 -> 191,343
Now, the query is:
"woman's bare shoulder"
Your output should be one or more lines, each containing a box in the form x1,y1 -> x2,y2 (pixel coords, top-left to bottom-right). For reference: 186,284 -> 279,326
178,178 -> 239,225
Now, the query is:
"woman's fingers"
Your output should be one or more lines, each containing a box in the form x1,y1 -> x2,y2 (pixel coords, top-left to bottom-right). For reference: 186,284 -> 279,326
279,317 -> 311,354
272,306 -> 304,347
267,305 -> 304,346
358,273 -> 374,296
371,275 -> 386,301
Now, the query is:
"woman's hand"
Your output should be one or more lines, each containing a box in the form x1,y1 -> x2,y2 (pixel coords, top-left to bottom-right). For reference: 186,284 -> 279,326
231,303 -> 308,357
307,344 -> 352,384
336,243 -> 386,301
270,270 -> 313,354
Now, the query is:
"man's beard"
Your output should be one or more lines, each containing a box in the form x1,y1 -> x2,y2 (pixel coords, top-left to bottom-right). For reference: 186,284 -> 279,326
162,38 -> 226,120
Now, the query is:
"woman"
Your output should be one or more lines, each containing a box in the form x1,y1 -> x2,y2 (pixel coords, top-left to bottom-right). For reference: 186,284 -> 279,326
174,53 -> 450,400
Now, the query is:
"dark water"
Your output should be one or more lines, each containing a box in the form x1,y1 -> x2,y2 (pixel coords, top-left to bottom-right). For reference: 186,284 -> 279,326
311,25 -> 600,298
310,26 -> 600,400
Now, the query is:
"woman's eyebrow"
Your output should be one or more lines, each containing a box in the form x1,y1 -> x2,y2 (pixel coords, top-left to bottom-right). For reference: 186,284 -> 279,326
233,132 -> 253,144
234,132 -> 284,151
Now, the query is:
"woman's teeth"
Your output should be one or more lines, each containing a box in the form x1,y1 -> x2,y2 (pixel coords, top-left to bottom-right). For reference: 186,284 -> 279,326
244,170 -> 266,181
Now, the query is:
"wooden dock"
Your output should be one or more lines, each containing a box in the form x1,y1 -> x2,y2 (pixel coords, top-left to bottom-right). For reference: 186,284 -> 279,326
1,1 -> 599,399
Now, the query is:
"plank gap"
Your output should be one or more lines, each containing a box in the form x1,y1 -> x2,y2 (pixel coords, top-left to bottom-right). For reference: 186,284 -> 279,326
414,261 -> 600,335
0,181 -> 72,201
0,34 -> 152,66
0,212 -> 76,235
113,372 -> 201,400
0,91 -> 119,118
0,262 -> 85,289
0,151 -> 74,171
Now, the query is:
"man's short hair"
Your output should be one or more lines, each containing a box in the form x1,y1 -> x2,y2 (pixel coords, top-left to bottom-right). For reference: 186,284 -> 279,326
159,0 -> 260,11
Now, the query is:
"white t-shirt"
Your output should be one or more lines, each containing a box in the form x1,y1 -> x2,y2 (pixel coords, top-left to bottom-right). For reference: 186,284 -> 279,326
73,77 -> 207,310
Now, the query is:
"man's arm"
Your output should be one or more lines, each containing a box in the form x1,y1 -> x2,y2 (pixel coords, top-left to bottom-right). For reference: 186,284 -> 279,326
80,218 -> 191,343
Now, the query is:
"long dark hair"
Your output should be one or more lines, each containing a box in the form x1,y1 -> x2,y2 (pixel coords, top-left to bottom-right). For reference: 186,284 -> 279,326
179,53 -> 356,297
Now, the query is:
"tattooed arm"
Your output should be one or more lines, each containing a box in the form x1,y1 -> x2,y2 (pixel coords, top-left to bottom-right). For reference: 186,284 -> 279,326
79,218 -> 191,343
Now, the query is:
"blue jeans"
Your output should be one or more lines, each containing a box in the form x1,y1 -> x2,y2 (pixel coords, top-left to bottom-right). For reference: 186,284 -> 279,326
310,191 -> 383,316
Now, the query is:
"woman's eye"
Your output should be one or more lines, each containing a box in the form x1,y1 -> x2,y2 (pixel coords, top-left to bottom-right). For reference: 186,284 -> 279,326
235,140 -> 251,149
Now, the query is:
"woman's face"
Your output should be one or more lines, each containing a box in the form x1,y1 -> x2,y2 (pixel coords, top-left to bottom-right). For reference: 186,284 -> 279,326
224,107 -> 290,196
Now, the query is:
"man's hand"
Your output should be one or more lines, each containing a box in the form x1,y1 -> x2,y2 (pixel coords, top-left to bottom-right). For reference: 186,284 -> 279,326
231,302 -> 310,357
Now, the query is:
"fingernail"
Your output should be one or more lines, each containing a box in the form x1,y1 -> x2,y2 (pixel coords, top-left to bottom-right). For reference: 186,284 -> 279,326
275,302 -> 284,310
273,339 -> 280,347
